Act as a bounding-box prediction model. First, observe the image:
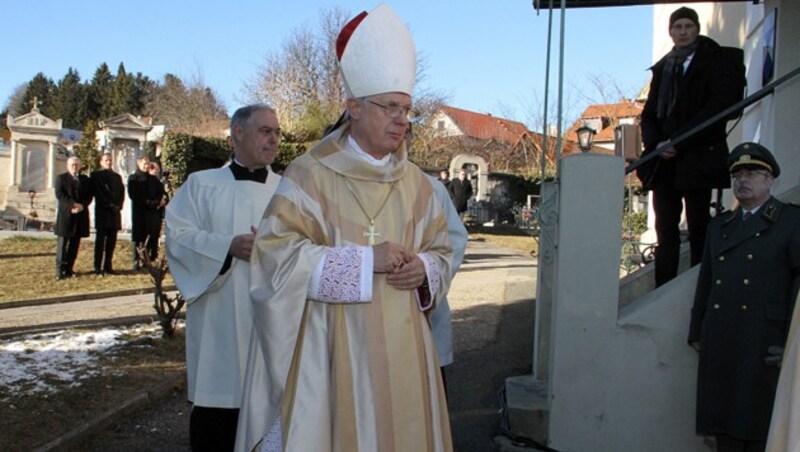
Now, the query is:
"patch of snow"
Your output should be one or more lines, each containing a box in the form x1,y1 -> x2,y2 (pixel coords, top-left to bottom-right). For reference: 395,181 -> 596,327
0,323 -> 168,399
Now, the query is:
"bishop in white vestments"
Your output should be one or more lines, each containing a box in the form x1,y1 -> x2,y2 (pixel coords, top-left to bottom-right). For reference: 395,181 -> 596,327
236,5 -> 454,451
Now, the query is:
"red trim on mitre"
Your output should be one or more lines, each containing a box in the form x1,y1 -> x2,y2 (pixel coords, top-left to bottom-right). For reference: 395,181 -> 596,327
336,11 -> 368,61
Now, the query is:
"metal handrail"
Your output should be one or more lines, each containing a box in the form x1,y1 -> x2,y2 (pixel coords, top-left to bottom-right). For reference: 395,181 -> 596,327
625,65 -> 800,175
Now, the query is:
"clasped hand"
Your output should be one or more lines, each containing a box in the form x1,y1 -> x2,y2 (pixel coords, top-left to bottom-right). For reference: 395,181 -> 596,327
373,241 -> 427,290
229,226 -> 259,261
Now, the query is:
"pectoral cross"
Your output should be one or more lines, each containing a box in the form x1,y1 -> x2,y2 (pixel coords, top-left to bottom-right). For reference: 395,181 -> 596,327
364,220 -> 381,245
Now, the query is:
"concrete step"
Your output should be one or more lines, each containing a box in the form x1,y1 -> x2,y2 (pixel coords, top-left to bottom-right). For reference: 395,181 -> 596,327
504,375 -> 549,444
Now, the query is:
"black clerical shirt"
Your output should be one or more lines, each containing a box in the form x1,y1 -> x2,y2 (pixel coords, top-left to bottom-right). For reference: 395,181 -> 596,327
229,160 -> 268,183
219,161 -> 269,275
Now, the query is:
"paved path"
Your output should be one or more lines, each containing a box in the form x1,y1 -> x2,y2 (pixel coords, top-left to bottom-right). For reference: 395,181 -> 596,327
5,237 -> 539,451
0,291 -> 173,338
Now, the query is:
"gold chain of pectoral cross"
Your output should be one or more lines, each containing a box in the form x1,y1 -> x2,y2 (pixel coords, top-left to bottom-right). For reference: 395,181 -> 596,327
344,178 -> 396,246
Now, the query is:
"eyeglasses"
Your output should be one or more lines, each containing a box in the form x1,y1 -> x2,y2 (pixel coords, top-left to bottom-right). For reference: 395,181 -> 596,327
731,169 -> 770,181
367,100 -> 413,119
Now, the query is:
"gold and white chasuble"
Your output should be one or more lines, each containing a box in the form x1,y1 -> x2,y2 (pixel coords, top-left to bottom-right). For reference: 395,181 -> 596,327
237,125 -> 454,452
767,292 -> 800,452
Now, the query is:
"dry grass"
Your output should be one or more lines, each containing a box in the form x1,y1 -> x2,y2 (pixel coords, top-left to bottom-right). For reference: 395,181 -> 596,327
0,236 -> 174,303
0,327 -> 186,451
469,225 -> 538,256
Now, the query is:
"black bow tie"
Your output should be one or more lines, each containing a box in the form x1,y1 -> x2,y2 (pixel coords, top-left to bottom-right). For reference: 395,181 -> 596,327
229,162 -> 268,183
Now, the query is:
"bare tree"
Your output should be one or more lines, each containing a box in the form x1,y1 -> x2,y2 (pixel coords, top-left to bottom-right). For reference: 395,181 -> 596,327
244,6 -> 350,141
146,70 -> 228,137
574,72 -> 641,106
4,84 -> 29,116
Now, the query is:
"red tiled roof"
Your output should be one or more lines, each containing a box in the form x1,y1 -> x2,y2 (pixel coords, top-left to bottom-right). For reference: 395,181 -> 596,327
440,106 -> 530,146
580,100 -> 643,119
566,100 -> 643,143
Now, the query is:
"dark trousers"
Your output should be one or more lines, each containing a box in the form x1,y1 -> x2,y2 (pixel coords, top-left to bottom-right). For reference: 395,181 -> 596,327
652,186 -> 711,287
56,235 -> 81,277
134,226 -> 160,265
133,236 -> 157,269
715,435 -> 766,452
190,406 -> 239,452
149,221 -> 162,260
94,227 -> 118,272
441,365 -> 448,395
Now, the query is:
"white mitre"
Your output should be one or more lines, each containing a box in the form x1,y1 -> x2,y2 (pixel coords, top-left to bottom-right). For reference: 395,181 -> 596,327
336,4 -> 416,98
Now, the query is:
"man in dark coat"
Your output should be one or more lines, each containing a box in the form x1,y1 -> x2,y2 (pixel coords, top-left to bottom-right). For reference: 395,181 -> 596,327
128,154 -> 165,269
54,156 -> 93,279
448,168 -> 473,216
90,152 -> 124,275
437,169 -> 451,190
639,6 -> 744,287
689,143 -> 800,451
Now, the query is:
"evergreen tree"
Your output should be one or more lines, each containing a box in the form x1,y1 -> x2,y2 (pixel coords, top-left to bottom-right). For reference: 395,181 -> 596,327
73,120 -> 100,172
110,62 -> 136,117
87,63 -> 113,121
22,73 -> 56,117
132,72 -> 155,115
52,67 -> 87,129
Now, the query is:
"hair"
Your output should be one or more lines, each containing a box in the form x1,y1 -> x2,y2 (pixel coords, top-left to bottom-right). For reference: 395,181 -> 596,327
230,103 -> 276,145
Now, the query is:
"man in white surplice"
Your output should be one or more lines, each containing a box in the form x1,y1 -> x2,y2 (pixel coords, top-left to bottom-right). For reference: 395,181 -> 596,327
166,104 -> 282,451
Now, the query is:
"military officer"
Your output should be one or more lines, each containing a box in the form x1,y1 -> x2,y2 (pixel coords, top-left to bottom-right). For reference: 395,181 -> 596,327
689,142 -> 800,451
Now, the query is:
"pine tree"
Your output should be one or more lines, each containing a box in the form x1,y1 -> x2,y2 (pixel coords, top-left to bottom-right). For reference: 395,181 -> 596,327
52,68 -> 87,129
74,120 -> 100,172
110,62 -> 136,117
87,63 -> 113,121
22,73 -> 56,117
132,72 -> 154,115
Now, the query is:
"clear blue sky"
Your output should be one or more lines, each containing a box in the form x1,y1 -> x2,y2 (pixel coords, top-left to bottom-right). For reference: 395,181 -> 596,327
2,1 -> 653,129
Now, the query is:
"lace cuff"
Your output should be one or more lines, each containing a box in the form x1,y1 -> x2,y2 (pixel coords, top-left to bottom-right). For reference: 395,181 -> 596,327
415,252 -> 441,311
309,247 -> 372,303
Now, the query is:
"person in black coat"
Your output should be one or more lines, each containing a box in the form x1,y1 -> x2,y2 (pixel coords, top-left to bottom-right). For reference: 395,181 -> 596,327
437,169 -> 451,190
128,154 -> 165,270
90,153 -> 125,275
54,156 -> 93,279
639,7 -> 743,287
448,169 -> 473,216
689,143 -> 800,451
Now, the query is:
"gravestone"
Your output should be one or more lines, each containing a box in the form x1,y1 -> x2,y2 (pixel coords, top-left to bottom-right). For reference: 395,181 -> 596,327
21,145 -> 47,191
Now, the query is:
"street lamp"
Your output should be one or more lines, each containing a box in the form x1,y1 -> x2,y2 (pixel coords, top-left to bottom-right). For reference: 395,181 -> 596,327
576,125 -> 596,153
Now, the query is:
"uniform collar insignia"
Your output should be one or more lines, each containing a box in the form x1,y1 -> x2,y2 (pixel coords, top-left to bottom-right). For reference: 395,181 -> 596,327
763,202 -> 777,221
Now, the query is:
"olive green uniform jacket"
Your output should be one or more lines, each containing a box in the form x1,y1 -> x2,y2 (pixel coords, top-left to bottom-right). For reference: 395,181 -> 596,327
689,197 -> 800,441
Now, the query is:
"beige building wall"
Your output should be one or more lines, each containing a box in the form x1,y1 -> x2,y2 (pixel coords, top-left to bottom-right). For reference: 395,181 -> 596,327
0,153 -> 9,208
